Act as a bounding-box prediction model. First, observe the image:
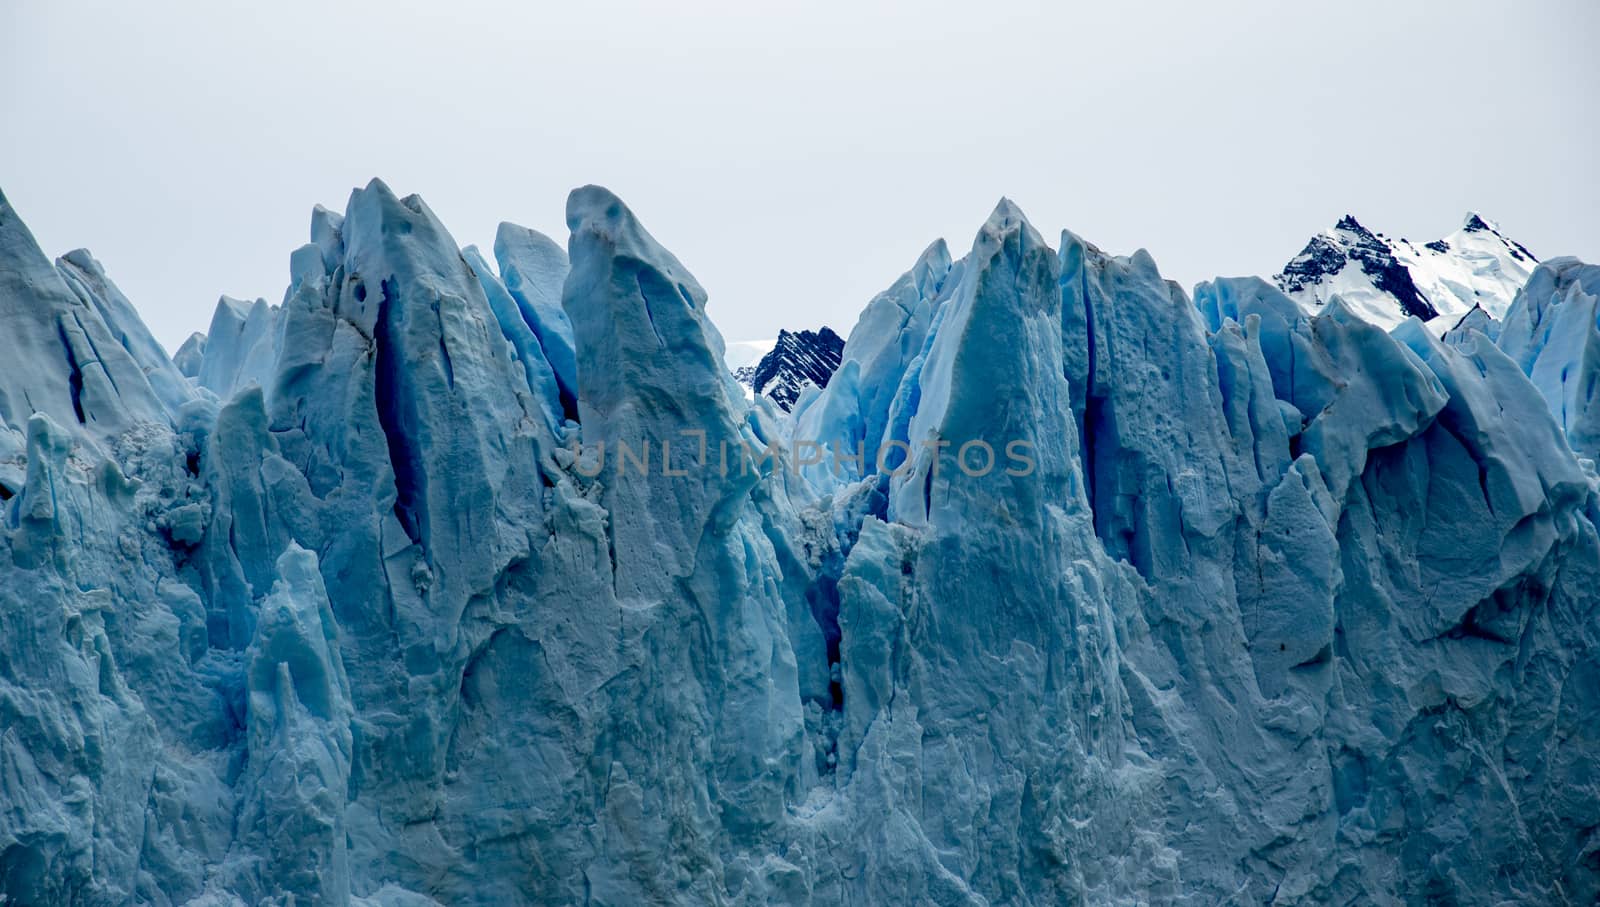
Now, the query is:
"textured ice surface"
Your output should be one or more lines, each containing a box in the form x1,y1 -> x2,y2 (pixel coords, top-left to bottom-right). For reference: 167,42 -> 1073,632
1,181 -> 1598,905
1495,257 -> 1600,463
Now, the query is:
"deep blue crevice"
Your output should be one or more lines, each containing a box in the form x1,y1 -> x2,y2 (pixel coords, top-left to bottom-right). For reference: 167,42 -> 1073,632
1082,393 -> 1104,532
920,457 -> 935,521
56,321 -> 87,423
437,336 -> 455,390
555,381 -> 580,425
807,566 -> 845,710
374,278 -> 429,552
1077,268 -> 1101,521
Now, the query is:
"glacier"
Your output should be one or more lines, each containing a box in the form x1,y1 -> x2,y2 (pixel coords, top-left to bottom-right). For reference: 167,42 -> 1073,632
1,180 -> 1598,905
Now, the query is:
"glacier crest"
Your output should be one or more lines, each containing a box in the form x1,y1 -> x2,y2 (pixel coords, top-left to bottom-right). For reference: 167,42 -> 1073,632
0,181 -> 1597,905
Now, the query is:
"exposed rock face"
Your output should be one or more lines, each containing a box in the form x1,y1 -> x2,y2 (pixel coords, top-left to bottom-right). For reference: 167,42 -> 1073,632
738,327 -> 845,411
1,182 -> 1597,905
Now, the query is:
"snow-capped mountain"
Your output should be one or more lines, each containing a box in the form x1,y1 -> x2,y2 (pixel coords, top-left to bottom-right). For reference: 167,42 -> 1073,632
2,182 -> 1598,905
738,327 -> 844,411
1276,213 -> 1538,330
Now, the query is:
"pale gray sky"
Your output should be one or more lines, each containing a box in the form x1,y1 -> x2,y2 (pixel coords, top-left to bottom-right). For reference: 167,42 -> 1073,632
4,1 -> 1596,352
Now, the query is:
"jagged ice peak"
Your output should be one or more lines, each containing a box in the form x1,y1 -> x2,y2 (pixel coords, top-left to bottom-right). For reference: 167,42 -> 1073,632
0,180 -> 1596,905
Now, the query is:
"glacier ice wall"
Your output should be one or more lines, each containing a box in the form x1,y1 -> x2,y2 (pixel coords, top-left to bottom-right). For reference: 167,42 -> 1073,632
1,182 -> 1598,905
1496,257 -> 1600,463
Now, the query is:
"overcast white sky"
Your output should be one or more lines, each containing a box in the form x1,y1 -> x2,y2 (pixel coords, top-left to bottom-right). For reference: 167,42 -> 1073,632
4,1 -> 1596,352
